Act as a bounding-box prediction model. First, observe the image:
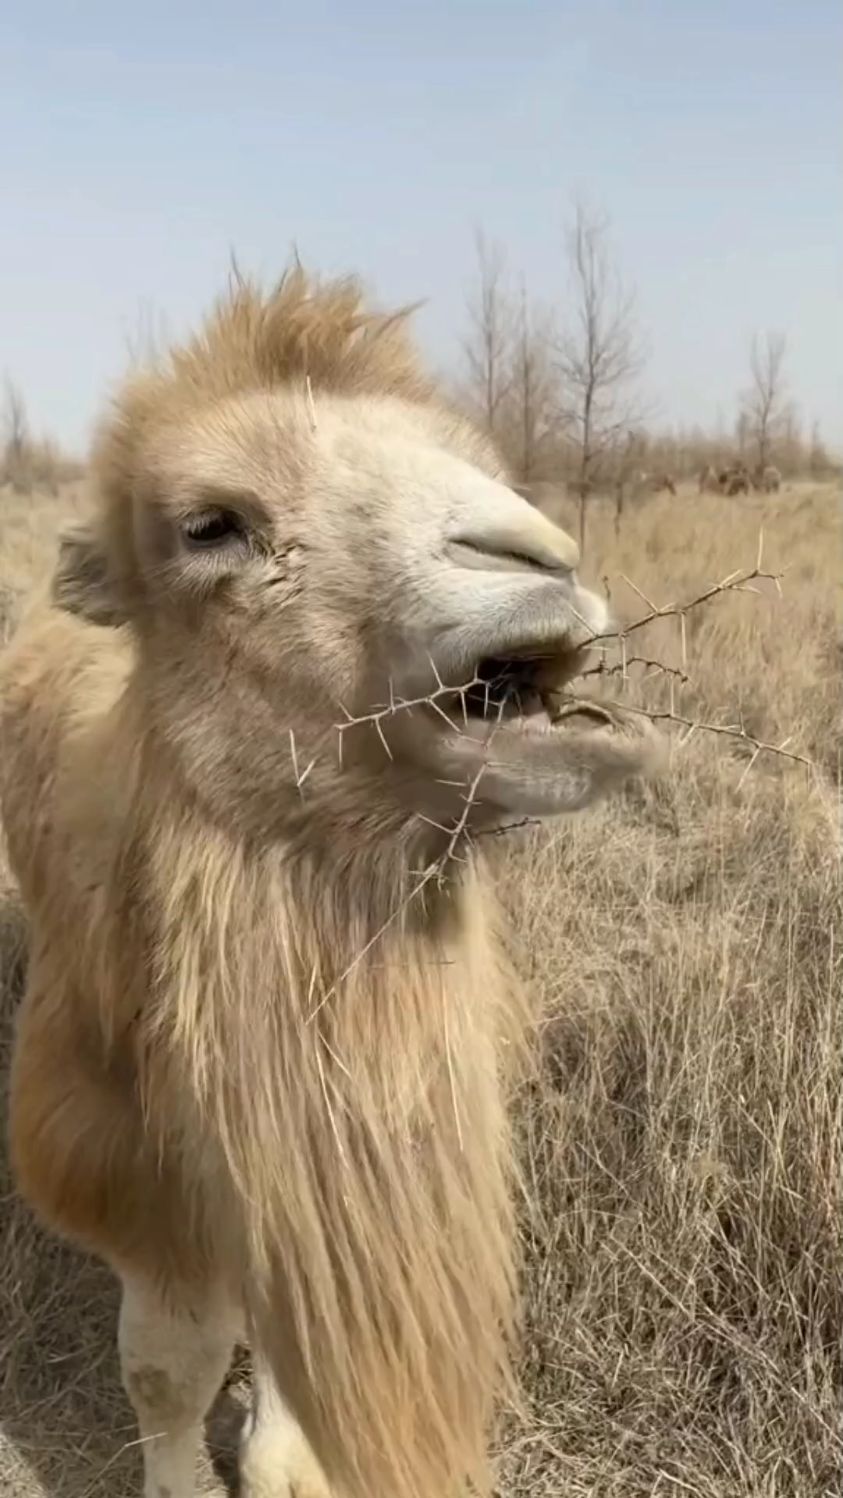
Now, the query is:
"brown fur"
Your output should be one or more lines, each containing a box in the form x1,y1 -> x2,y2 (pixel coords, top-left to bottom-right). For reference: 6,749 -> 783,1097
717,463 -> 751,497
632,470 -> 677,499
653,471 -> 677,497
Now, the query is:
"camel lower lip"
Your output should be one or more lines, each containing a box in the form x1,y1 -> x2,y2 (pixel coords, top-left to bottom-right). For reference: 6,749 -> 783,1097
547,700 -> 616,728
459,695 -> 618,738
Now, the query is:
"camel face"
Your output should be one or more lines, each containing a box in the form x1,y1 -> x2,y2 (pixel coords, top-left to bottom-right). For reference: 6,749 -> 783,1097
57,386 -> 658,829
340,435 -> 661,820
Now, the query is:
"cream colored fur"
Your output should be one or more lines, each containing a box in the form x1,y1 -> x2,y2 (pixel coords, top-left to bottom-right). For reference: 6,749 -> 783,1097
0,268 -> 662,1497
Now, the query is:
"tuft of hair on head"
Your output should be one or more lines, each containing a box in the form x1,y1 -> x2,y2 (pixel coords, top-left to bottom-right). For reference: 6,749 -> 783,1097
124,263 -> 432,416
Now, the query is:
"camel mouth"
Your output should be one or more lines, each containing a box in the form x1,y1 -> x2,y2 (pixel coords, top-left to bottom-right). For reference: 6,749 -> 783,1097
455,644 -> 597,732
428,634 -> 665,819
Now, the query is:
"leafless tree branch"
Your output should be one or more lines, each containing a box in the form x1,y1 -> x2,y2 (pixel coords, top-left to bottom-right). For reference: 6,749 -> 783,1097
554,197 -> 646,550
510,279 -> 558,484
462,229 -> 515,436
741,331 -> 789,473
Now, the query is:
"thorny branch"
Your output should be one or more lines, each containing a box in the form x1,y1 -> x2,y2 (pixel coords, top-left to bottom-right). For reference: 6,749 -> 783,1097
334,554 -> 806,776
335,656 -> 485,763
580,655 -> 691,685
308,701 -> 508,1022
596,561 -> 784,647
583,549 -> 812,776
622,702 -> 812,770
307,544 -> 813,1016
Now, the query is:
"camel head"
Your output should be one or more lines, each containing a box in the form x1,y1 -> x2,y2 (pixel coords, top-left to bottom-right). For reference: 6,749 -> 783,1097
54,269 -> 663,841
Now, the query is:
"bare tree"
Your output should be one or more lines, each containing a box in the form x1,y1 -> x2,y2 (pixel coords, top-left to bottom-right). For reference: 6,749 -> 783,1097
2,377 -> 30,492
508,280 -> 558,485
555,199 -> 645,549
735,410 -> 751,461
808,421 -> 832,480
611,427 -> 649,537
462,229 -> 514,436
742,331 -> 788,474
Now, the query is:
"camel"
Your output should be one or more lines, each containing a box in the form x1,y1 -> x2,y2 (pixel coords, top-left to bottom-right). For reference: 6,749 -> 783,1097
718,462 -> 751,497
757,463 -> 781,493
652,470 -> 677,497
0,268 -> 663,1498
635,470 -> 676,498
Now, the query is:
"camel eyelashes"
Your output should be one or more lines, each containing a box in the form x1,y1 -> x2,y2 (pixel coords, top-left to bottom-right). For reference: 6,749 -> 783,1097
181,507 -> 247,548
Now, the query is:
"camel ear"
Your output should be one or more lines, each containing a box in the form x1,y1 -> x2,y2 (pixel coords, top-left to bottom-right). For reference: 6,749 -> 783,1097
52,522 -> 128,626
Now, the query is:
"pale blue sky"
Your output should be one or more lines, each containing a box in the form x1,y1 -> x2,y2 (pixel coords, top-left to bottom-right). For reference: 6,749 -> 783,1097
2,1 -> 840,452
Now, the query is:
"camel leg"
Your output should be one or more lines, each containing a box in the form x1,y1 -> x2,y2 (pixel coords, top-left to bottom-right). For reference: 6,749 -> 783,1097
118,1272 -> 239,1498
240,1351 -> 331,1498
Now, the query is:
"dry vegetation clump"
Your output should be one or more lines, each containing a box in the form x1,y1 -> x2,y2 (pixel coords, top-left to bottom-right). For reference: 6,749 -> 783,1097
0,479 -> 840,1497
2,436 -> 84,497
497,482 -> 842,1497
1,380 -> 85,498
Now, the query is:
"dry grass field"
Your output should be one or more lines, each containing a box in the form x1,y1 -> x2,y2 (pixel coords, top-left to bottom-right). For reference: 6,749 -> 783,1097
0,477 -> 840,1497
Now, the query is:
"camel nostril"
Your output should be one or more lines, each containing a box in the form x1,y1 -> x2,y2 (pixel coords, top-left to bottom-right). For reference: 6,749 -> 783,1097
449,529 -> 580,576
450,492 -> 581,574
448,538 -> 569,575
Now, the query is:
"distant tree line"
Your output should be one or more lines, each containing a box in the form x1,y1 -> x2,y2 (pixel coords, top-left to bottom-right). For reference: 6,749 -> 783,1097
3,233 -> 837,517
460,201 -> 838,544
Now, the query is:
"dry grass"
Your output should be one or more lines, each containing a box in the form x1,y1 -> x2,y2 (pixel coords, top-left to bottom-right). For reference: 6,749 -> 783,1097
0,479 -> 840,1497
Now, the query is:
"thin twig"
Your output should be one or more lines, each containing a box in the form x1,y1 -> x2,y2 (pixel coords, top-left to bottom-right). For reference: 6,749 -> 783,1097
288,729 -> 316,800
580,655 -> 691,684
311,700 -> 512,1022
334,670 -> 482,741
619,701 -> 813,768
595,563 -> 787,644
305,375 -> 318,433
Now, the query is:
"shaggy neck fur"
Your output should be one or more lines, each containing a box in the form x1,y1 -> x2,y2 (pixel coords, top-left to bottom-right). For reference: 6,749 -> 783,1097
114,688 -> 529,1498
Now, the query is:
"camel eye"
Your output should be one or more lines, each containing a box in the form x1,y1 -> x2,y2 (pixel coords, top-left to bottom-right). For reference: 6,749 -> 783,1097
182,508 -> 245,549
